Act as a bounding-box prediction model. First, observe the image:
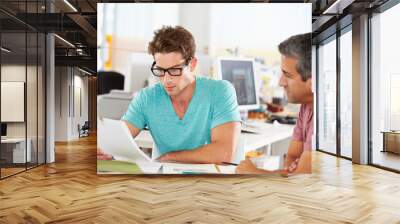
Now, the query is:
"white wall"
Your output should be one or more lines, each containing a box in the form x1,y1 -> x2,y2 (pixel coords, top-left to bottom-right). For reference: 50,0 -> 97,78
72,74 -> 89,138
99,3 -> 179,93
1,82 -> 24,123
1,65 -> 35,138
54,67 -> 89,141
1,65 -> 26,140
55,66 -> 68,141
1,64 -> 46,163
209,4 -> 311,60
179,4 -> 211,55
99,3 -> 311,93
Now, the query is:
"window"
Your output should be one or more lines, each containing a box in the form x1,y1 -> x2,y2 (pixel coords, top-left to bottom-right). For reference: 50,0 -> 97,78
339,29 -> 352,158
0,1 -> 46,179
370,2 -> 400,171
317,36 -> 337,154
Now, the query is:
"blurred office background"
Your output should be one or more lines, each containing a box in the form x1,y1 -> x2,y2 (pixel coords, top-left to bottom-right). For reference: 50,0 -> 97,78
97,3 -> 311,113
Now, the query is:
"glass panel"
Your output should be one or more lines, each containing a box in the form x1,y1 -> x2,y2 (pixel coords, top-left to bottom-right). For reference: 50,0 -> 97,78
38,32 -> 45,165
317,37 -> 337,154
35,0 -> 46,165
339,30 -> 352,158
27,30 -> 38,169
1,30 -> 28,177
0,1 -> 46,178
371,3 -> 400,171
26,0 -> 38,169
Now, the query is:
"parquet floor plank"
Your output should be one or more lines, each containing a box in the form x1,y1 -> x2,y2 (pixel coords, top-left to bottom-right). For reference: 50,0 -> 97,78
0,135 -> 399,223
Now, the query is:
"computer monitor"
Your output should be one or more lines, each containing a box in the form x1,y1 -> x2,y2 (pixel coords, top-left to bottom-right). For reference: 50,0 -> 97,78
1,123 -> 7,137
215,57 -> 259,110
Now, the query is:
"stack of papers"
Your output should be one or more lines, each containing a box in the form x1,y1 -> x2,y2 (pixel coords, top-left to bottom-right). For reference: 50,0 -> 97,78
97,160 -> 142,174
217,165 -> 237,174
98,160 -> 231,174
250,156 -> 281,171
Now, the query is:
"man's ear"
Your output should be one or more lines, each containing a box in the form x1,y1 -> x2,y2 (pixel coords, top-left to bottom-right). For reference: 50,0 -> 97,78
305,76 -> 312,89
307,77 -> 312,85
306,77 -> 312,87
189,57 -> 197,72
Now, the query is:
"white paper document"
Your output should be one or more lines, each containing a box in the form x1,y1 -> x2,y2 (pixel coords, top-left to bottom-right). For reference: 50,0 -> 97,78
250,155 -> 281,171
100,119 -> 230,174
162,163 -> 219,174
217,165 -> 237,174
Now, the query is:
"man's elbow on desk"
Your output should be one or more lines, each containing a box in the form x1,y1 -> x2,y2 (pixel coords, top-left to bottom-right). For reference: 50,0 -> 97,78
210,141 -> 235,164
210,121 -> 241,164
157,122 -> 241,164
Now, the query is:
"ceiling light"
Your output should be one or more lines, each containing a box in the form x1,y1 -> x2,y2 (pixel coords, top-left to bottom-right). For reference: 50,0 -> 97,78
76,48 -> 85,55
54,34 -> 75,48
323,0 -> 354,15
1,47 -> 11,53
78,67 -> 93,76
63,0 -> 78,12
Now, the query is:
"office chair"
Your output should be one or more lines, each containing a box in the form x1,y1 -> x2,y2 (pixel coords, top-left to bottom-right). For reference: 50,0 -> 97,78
97,71 -> 125,95
79,121 -> 90,138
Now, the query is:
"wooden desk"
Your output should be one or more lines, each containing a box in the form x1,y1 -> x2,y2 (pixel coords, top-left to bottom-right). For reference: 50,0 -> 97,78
241,122 -> 294,153
1,138 -> 32,164
382,131 -> 400,154
135,122 -> 294,164
99,123 -> 292,174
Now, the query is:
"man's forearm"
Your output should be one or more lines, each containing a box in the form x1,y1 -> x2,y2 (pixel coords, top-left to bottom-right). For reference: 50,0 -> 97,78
284,140 -> 304,167
248,169 -> 287,174
293,150 -> 311,173
164,142 -> 234,164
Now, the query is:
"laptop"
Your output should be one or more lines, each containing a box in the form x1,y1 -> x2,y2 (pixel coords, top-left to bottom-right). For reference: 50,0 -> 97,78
98,118 -> 162,173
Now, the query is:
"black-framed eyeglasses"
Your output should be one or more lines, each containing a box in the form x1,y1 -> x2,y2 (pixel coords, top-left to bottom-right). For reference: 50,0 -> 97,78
150,60 -> 189,77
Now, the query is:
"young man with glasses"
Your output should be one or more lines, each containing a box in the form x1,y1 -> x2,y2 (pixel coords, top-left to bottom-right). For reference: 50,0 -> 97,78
120,26 -> 241,164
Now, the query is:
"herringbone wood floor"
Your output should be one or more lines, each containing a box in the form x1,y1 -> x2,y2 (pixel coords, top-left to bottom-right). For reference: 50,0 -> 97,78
0,135 -> 399,224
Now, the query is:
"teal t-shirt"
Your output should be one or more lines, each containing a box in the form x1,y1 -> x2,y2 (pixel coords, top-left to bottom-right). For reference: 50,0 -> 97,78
121,76 -> 241,155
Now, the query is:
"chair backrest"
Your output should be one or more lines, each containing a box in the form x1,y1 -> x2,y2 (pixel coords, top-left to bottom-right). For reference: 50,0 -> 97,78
97,91 -> 133,120
98,71 -> 125,95
82,121 -> 90,129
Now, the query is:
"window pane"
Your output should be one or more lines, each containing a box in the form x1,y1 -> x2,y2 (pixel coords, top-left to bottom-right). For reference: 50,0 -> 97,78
38,32 -> 46,165
318,37 -> 337,154
0,1 -> 46,178
371,3 -> 400,171
1,30 -> 28,177
340,30 -> 352,158
27,31 -> 38,169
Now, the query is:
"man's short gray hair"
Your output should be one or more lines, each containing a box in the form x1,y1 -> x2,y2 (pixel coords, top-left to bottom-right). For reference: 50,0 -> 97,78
278,33 -> 312,81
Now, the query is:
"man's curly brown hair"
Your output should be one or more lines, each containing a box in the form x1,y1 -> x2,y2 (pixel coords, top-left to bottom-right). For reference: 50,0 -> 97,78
148,26 -> 196,63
